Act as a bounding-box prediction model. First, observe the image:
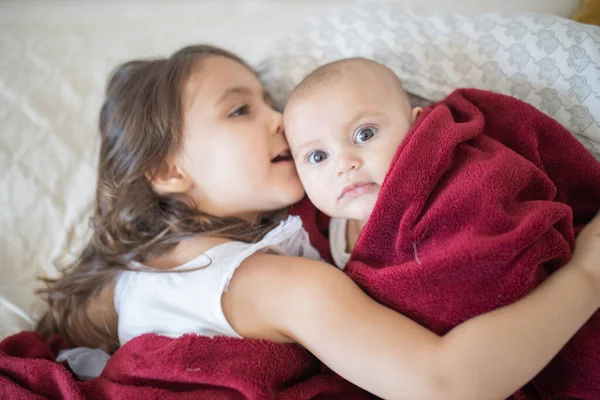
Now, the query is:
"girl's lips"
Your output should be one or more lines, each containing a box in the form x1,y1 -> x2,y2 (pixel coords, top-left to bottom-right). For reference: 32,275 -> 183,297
271,148 -> 292,163
271,157 -> 295,167
339,182 -> 378,201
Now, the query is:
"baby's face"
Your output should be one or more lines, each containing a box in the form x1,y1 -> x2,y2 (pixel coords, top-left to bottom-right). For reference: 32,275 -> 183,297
285,78 -> 416,221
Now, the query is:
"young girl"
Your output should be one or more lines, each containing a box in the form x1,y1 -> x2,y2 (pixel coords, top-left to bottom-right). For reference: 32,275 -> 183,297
39,44 -> 600,400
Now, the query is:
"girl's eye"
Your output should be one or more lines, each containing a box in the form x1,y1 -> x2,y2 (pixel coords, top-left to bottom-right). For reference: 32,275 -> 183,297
307,150 -> 328,164
354,126 -> 377,144
229,105 -> 249,117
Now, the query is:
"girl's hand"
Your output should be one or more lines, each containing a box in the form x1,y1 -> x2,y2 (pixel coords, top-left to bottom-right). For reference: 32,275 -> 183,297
572,211 -> 600,297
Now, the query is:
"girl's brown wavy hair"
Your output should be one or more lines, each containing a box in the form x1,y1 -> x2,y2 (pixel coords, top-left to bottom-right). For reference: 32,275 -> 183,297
36,45 -> 283,352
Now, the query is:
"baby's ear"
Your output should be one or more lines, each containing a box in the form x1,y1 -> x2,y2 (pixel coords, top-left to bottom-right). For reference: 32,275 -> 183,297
411,107 -> 423,122
146,159 -> 192,195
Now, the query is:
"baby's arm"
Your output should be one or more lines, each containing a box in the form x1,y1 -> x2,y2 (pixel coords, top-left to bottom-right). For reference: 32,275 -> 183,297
223,212 -> 600,400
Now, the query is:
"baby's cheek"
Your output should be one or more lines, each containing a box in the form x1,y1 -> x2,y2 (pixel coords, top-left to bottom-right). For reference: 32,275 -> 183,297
303,175 -> 333,212
297,170 -> 319,196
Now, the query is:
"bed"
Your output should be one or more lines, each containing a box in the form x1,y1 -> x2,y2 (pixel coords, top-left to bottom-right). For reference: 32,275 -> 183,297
2,1 -> 600,398
0,0 -> 597,346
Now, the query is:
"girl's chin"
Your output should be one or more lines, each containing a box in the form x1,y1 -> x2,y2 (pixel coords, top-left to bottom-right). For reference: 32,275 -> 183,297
283,185 -> 306,207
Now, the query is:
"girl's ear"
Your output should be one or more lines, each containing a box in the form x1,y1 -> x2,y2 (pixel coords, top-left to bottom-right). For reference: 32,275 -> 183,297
146,159 -> 193,195
411,107 -> 423,122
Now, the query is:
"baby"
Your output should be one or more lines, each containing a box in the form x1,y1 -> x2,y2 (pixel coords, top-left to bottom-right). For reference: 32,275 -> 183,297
284,57 -> 600,398
284,58 -> 421,267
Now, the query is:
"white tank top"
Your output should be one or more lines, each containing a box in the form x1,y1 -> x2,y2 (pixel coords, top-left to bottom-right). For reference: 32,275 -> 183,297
114,216 -> 322,346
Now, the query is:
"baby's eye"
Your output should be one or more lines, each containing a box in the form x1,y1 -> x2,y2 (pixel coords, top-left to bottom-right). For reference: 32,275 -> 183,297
307,150 -> 328,164
229,105 -> 249,117
354,126 -> 377,144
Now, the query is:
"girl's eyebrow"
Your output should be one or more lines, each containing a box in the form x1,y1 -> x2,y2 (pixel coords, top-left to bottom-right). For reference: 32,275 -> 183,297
215,86 -> 271,106
215,87 -> 254,106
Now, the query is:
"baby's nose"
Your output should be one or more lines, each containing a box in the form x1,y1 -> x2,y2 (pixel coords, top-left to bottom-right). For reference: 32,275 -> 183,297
337,154 -> 360,176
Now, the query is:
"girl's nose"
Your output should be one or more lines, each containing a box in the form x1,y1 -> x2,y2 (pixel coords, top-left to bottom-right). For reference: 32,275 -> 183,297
270,110 -> 284,136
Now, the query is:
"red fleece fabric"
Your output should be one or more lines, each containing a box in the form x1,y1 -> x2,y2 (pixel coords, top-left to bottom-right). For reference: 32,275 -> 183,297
294,89 -> 600,399
3,89 -> 599,399
0,331 -> 370,399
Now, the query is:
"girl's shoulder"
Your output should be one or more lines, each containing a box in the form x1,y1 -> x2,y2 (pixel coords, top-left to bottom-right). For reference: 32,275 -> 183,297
147,235 -> 231,270
146,215 -> 321,271
222,250 -> 342,342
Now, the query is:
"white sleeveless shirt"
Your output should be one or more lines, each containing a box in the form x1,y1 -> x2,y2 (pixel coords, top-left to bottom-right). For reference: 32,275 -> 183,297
114,215 -> 321,346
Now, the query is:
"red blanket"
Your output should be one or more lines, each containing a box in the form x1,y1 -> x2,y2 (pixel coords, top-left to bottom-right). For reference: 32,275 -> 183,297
0,331 -> 369,399
2,89 -> 599,399
295,89 -> 600,399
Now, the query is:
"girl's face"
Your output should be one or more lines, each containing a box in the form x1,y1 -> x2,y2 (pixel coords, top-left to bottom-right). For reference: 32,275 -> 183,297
178,56 -> 304,220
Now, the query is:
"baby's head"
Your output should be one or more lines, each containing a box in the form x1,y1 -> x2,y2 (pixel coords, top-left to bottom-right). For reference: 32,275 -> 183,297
284,58 -> 421,222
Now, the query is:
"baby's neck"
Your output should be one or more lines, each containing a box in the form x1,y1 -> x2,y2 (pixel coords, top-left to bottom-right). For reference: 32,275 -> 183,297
345,218 -> 367,253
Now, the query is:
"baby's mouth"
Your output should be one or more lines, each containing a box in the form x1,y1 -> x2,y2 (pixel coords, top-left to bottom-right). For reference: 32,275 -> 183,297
339,182 -> 378,201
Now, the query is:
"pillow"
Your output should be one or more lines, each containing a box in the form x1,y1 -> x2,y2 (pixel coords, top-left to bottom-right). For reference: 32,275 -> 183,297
258,2 -> 600,157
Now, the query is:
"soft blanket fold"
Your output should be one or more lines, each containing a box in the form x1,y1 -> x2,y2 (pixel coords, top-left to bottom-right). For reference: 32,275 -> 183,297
0,331 -> 369,399
297,89 -> 600,399
2,89 -> 599,399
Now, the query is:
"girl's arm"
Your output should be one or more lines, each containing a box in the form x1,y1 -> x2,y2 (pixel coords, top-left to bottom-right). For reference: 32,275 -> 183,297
222,212 -> 600,400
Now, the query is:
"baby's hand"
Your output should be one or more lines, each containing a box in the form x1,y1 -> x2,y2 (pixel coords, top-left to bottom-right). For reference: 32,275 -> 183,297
571,211 -> 600,298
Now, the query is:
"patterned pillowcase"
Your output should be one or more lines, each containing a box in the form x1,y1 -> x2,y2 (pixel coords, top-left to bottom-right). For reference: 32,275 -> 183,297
258,2 -> 600,157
